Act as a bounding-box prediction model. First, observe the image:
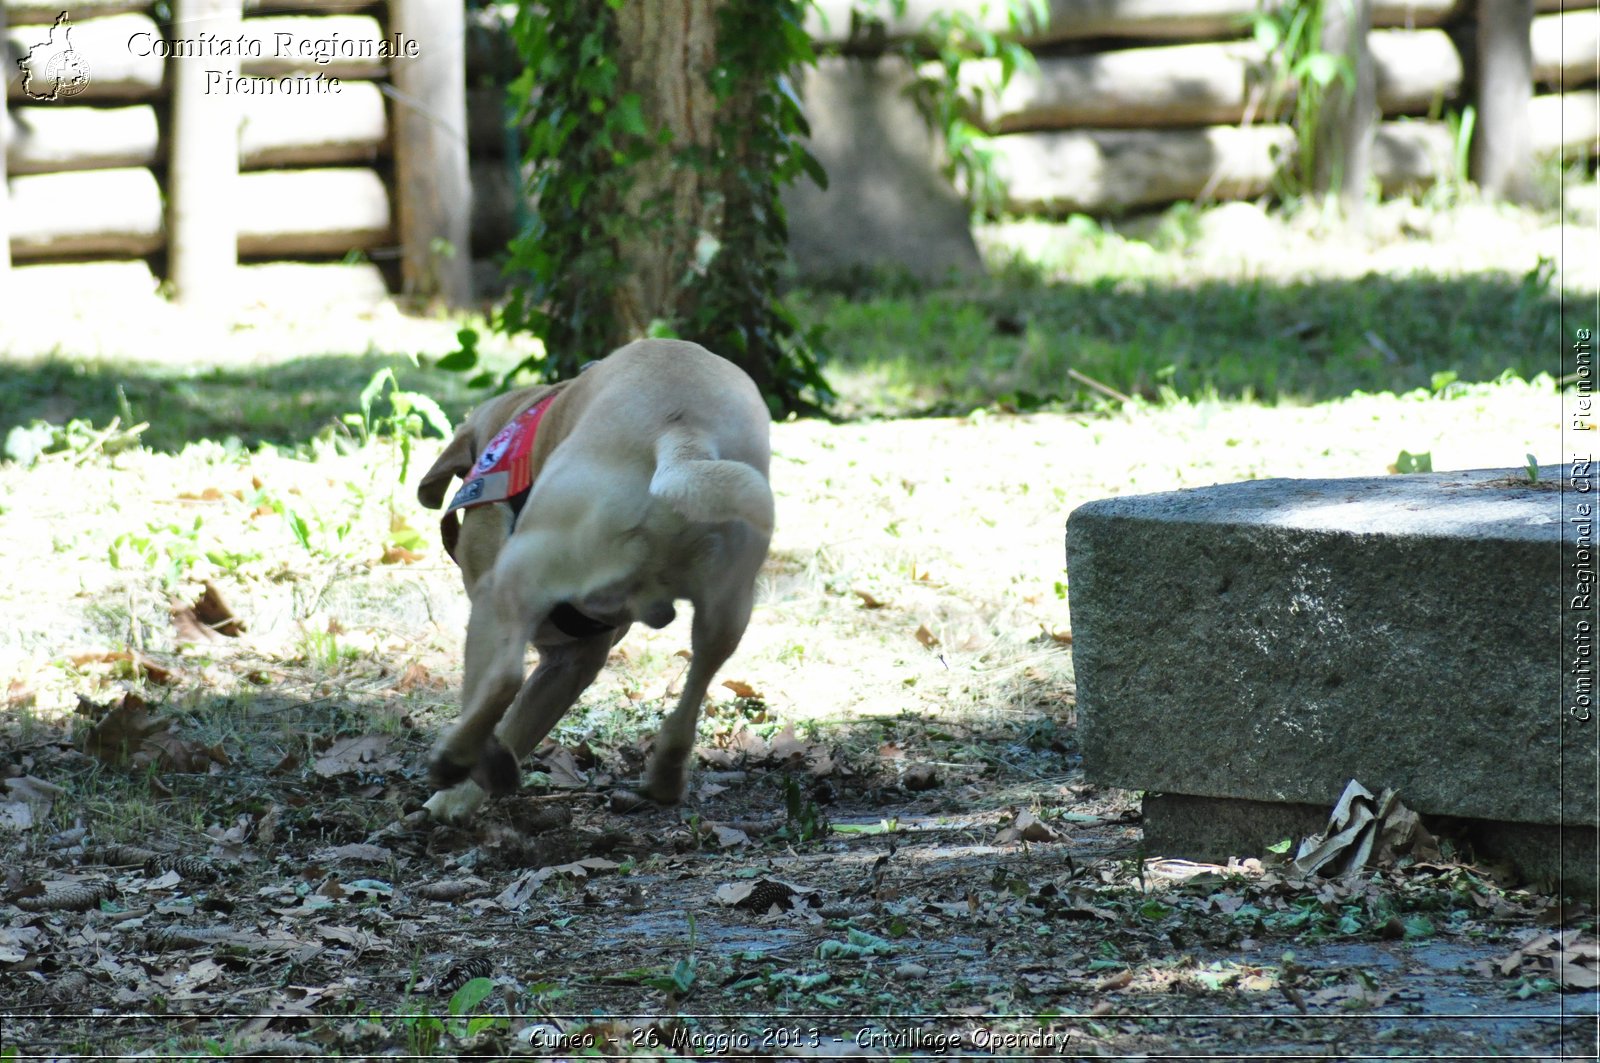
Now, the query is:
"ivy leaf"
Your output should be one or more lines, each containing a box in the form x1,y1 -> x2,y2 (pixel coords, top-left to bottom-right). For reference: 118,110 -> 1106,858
614,93 -> 648,137
434,348 -> 477,372
800,151 -> 829,191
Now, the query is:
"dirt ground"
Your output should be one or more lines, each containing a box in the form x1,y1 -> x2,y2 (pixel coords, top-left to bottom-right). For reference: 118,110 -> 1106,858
2,369 -> 1592,1058
2,203 -> 1598,1058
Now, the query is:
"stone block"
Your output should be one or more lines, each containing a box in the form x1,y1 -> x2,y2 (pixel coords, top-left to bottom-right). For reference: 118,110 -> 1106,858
1065,465 -> 1596,852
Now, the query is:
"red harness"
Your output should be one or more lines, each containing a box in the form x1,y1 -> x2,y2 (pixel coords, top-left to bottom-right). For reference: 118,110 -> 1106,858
445,393 -> 557,517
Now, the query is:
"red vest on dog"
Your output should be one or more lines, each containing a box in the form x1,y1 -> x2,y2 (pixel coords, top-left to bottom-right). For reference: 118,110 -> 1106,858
444,393 -> 557,516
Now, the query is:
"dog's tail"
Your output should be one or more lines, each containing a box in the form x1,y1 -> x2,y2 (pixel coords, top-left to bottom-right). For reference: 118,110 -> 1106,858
650,427 -> 774,536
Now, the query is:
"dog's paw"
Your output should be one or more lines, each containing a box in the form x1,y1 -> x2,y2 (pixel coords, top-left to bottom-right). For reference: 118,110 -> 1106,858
474,736 -> 521,797
428,747 -> 474,790
423,780 -> 488,824
642,768 -> 688,807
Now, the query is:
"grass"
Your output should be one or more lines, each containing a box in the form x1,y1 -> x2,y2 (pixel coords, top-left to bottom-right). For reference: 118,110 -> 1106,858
3,199 -> 1579,451
804,267 -> 1558,410
0,353 -> 488,455
793,197 -> 1576,417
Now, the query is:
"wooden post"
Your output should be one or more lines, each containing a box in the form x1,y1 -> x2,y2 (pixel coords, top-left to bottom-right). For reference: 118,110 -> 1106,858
168,0 -> 242,305
1,0 -> 12,276
1473,0 -> 1535,202
390,0 -> 474,306
1315,0 -> 1377,217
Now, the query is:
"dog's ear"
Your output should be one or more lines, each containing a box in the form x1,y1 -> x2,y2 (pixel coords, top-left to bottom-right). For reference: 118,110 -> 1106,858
417,422 -> 479,510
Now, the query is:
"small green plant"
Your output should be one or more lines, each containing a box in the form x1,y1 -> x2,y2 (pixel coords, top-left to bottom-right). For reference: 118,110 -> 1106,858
1249,0 -> 1356,199
816,927 -> 895,960
4,415 -> 146,467
297,628 -> 363,669
269,496 -> 352,560
1525,454 -> 1540,483
342,367 -> 452,483
780,774 -> 828,843
617,913 -> 700,997
109,517 -> 206,590
402,977 -> 504,1056
890,0 -> 1045,218
1511,975 -> 1561,999
1391,450 -> 1433,474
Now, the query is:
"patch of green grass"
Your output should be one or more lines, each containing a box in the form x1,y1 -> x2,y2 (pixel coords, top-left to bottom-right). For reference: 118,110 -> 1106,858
795,263 -> 1565,415
0,353 -> 481,455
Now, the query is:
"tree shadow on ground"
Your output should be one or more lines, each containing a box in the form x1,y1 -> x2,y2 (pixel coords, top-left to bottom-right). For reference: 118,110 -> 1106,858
0,268 -> 1576,453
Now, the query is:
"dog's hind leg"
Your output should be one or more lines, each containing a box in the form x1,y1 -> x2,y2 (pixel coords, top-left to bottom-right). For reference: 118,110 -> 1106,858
645,583 -> 756,805
490,629 -> 621,773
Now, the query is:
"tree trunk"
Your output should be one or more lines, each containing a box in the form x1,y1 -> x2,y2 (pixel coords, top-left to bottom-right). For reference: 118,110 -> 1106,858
1474,0 -> 1535,201
168,0 -> 242,305
0,0 -> 12,275
391,0 -> 474,306
612,0 -> 721,343
1314,0 -> 1377,217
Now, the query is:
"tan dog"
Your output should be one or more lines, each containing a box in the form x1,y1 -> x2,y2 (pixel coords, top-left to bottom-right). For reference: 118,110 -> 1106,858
417,339 -> 774,823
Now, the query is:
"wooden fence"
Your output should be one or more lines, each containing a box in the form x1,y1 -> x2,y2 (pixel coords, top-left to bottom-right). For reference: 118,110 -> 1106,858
1,0 -> 469,301
3,1 -> 1595,296
806,0 -> 1599,216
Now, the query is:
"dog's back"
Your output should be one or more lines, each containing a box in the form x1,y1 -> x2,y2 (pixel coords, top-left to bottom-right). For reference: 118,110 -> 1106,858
497,340 -> 772,626
529,339 -> 773,534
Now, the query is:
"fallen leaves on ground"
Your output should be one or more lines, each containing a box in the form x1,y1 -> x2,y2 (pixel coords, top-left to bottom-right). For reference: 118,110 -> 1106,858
1292,779 -> 1439,876
171,579 -> 246,641
714,877 -> 823,914
312,734 -> 400,777
1489,929 -> 1600,991
995,809 -> 1068,844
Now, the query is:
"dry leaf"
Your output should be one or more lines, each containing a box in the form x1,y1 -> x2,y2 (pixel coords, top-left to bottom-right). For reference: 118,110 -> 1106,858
721,679 -> 761,699
701,824 -> 746,848
1096,969 -> 1134,992
0,803 -> 34,830
914,624 -> 940,648
413,878 -> 489,903
396,662 -> 441,692
312,735 -> 396,777
4,679 -> 34,710
854,590 -> 888,609
534,745 -> 587,789
767,725 -> 807,762
172,580 -> 245,641
0,926 -> 43,964
309,843 -> 394,865
380,545 -> 424,565
996,810 -> 1067,844
69,650 -> 180,685
76,693 -> 169,765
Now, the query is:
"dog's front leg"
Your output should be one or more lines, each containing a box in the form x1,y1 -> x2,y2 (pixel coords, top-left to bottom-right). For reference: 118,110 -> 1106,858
422,634 -> 614,824
429,574 -> 530,791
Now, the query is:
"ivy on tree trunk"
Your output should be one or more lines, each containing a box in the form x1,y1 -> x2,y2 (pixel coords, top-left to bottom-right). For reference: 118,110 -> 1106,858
495,0 -> 830,416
